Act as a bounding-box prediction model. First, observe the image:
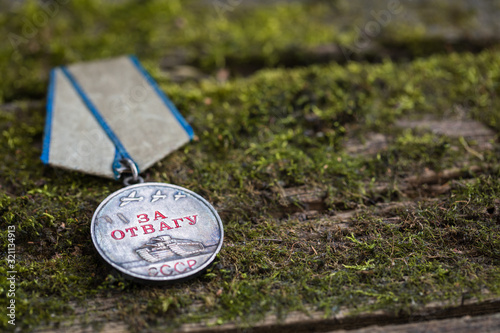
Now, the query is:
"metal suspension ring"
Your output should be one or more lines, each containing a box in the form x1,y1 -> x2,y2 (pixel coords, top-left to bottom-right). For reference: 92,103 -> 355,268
118,158 -> 144,186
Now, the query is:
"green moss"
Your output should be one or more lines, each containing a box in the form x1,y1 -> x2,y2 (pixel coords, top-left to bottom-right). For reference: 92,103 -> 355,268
1,0 -> 500,331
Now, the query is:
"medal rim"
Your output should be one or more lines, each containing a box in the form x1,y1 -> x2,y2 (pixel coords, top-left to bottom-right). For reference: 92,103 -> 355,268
91,182 -> 224,282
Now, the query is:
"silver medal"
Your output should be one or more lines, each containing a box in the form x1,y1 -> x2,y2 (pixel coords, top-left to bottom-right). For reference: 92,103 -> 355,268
42,56 -> 219,282
91,183 -> 223,282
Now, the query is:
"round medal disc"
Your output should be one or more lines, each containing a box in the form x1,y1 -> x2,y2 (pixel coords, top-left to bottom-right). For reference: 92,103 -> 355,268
91,183 -> 223,282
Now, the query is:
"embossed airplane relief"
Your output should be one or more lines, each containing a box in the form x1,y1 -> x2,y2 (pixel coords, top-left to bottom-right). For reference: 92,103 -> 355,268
174,191 -> 186,201
120,190 -> 188,207
119,191 -> 144,207
151,190 -> 166,203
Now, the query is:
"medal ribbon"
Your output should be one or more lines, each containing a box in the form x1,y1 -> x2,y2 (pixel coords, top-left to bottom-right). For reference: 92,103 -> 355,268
59,66 -> 137,179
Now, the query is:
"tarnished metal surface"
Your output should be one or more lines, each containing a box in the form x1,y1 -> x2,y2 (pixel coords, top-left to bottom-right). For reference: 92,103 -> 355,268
91,183 -> 223,282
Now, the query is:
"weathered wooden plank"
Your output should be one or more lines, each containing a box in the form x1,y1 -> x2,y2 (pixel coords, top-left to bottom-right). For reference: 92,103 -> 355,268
333,312 -> 500,333
280,165 -> 485,212
34,297 -> 500,333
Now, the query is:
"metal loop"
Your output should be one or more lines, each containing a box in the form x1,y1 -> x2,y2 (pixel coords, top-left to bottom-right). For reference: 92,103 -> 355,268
123,175 -> 145,186
118,158 -> 142,186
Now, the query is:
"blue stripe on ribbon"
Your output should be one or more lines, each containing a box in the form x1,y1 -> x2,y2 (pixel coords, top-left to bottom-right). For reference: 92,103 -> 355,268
41,68 -> 57,164
129,55 -> 194,139
60,66 -> 137,179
